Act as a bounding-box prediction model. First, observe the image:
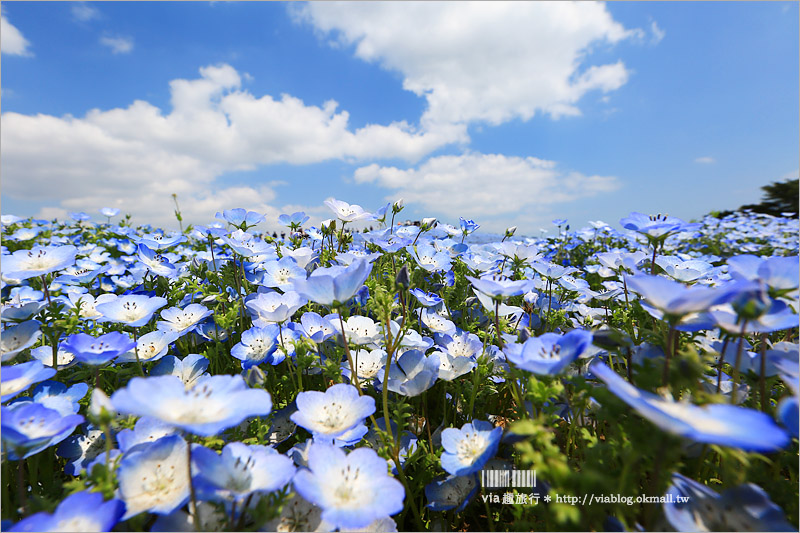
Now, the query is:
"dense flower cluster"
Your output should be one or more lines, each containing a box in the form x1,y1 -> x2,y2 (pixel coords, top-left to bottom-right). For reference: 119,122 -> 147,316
0,203 -> 797,532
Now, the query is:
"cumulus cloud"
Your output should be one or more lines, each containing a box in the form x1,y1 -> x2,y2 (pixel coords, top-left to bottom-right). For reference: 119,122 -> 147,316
353,152 -> 620,231
1,10 -> 33,56
1,64 -> 462,228
100,35 -> 134,54
72,2 -> 100,22
294,1 -> 639,127
694,156 -> 715,164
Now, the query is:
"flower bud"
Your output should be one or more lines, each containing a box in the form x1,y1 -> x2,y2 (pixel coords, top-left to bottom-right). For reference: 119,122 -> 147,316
395,264 -> 410,289
392,199 -> 405,213
89,388 -> 115,425
421,217 -> 437,231
244,366 -> 267,388
505,226 -> 517,238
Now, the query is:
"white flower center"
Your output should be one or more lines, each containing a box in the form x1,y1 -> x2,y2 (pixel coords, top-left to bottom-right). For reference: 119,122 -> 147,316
456,432 -> 488,465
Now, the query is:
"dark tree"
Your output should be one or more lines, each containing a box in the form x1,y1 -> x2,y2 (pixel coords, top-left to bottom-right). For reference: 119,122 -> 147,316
714,178 -> 798,218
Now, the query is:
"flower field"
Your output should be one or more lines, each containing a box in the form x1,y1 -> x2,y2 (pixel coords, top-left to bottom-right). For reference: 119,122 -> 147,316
1,201 -> 798,532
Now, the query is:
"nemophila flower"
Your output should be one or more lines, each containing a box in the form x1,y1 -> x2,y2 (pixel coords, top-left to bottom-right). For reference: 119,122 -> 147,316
419,307 -> 457,336
379,349 -> 440,397
216,208 -> 266,229
2,360 -> 56,402
62,331 -> 136,366
1,320 -> 42,362
7,227 -> 41,242
136,244 -> 178,278
279,211 -> 311,228
1,245 -> 77,280
435,351 -> 477,381
157,303 -> 213,336
1,402 -> 84,459
654,256 -> 717,283
291,383 -> 375,441
292,443 -> 405,530
70,211 -> 91,222
324,198 -> 373,223
625,274 -> 726,321
192,442 -> 296,503
57,426 -> 108,475
504,329 -> 593,375
262,493 -> 326,532
300,311 -> 337,343
409,288 -> 444,307
440,420 -> 502,476
338,315 -> 380,345
406,243 -> 452,273
261,256 -> 308,291
711,299 -> 798,334
112,374 -> 272,436
459,217 -> 480,236
151,354 -> 210,389
465,275 -> 535,301
778,397 -> 798,438
727,254 -> 800,292
117,329 -> 179,364
530,260 -> 578,280
663,473 -> 795,532
292,259 -> 373,307
425,474 -> 479,512
100,207 -> 120,218
246,290 -> 307,326
341,348 -> 386,388
231,325 -> 282,369
589,360 -> 789,452
282,246 -> 319,270
8,490 -> 125,532
135,232 -> 187,250
62,292 -> 115,321
116,416 -> 178,453
116,434 -> 190,519
264,403 -> 298,446
30,344 -> 76,369
619,212 -> 699,240
10,380 -> 88,417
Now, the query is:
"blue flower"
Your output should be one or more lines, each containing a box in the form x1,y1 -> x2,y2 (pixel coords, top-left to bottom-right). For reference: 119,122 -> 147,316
589,360 -> 789,452
407,243 -> 452,272
291,259 -> 372,308
192,442 -> 296,503
8,490 -> 125,532
231,325 -> 281,369
1,360 -> 55,402
425,474 -> 479,512
278,211 -> 310,228
116,435 -> 190,519
1,245 -> 77,280
135,232 -> 187,250
245,290 -> 307,325
466,275 -> 535,300
459,217 -> 480,236
100,207 -> 120,218
291,383 -> 375,441
116,416 -> 178,453
292,443 -> 405,530
94,294 -> 167,328
116,329 -> 179,364
157,303 -> 213,336
150,354 -> 210,388
324,199 -> 373,223
619,212 -> 699,241
504,329 -> 593,375
1,402 -> 83,459
216,208 -> 266,229
10,380 -> 88,416
260,256 -> 308,291
625,274 -> 727,321
409,289 -> 444,307
1,320 -> 43,363
378,349 -> 440,397
111,374 -> 272,436
136,244 -> 178,278
440,420 -> 502,476
299,311 -> 337,343
61,331 -> 136,366
663,473 -> 795,532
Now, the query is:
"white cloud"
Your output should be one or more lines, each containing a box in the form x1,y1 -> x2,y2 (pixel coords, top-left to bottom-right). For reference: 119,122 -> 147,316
100,35 -> 134,54
1,64 -> 463,228
72,2 -> 100,22
650,20 -> 666,45
694,156 -> 715,164
1,10 -> 33,56
353,152 -> 620,232
294,2 -> 640,127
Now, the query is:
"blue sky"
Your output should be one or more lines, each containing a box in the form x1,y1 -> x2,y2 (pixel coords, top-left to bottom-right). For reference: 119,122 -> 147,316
1,1 -> 797,234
